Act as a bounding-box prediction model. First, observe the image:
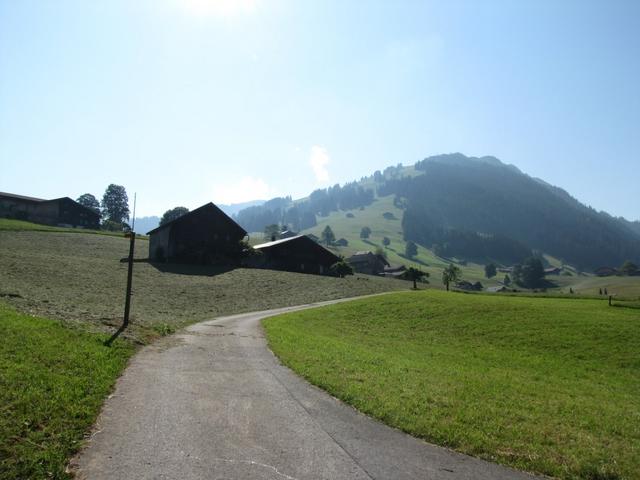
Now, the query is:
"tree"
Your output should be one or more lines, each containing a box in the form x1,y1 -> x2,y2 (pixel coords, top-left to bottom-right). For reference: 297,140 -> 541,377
441,264 -> 461,291
620,260 -> 638,276
360,226 -> 371,239
514,257 -> 545,288
160,207 -> 189,226
101,184 -> 129,224
76,193 -> 101,216
405,241 -> 418,258
382,236 -> 390,247
264,224 -> 280,241
331,260 -> 354,278
504,274 -> 511,286
321,225 -> 335,246
375,246 -> 387,258
402,267 -> 429,289
484,263 -> 497,279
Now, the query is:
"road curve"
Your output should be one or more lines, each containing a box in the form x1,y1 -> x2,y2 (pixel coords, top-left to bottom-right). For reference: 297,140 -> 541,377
73,298 -> 538,480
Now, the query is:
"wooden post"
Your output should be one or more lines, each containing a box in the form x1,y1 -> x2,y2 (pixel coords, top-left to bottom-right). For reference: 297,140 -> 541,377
123,232 -> 135,328
105,231 -> 135,346
608,295 -> 612,307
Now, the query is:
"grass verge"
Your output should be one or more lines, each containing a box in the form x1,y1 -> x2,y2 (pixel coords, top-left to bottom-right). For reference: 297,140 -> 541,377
0,303 -> 134,479
263,290 -> 640,480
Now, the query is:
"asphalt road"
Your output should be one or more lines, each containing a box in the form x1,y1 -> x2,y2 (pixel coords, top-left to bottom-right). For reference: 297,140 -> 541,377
73,299 -> 538,480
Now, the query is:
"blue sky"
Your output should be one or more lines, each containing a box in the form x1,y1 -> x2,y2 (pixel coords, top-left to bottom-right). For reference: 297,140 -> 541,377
1,0 -> 638,219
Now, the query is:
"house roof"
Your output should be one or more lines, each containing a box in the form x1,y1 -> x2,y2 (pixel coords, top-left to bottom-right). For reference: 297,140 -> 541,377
487,286 -> 507,292
253,234 -> 306,249
253,235 -> 341,264
147,202 -> 247,236
347,251 -> 390,266
0,191 -> 46,202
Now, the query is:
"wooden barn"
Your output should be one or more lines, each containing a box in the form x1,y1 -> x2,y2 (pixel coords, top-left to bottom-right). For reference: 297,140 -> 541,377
147,203 -> 247,264
347,251 -> 390,275
0,191 -> 100,228
252,235 -> 340,275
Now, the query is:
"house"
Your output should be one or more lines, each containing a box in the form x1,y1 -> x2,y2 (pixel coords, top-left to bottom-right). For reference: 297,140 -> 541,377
381,265 -> 406,278
486,285 -> 508,293
279,229 -> 298,239
594,266 -> 617,277
252,235 -> 340,275
347,251 -> 390,275
147,203 -> 247,264
455,280 -> 483,291
0,191 -> 100,228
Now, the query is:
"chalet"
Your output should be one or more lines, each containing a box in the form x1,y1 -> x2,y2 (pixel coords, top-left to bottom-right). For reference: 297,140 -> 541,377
381,265 -> 407,278
487,285 -> 508,293
347,251 -> 390,275
279,229 -> 298,239
147,203 -> 247,264
455,280 -> 483,291
0,191 -> 100,228
252,235 -> 340,275
594,266 -> 617,277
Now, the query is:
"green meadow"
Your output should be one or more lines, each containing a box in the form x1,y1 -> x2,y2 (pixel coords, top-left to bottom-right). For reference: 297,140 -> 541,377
0,303 -> 134,480
264,290 -> 640,479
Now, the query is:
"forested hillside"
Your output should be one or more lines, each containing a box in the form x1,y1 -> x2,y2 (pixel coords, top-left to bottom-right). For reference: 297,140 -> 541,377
233,153 -> 640,270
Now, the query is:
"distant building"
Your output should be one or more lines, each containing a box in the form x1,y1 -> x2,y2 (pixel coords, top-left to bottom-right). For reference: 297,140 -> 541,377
147,203 -> 247,264
486,285 -> 508,293
455,280 -> 483,292
279,230 -> 298,239
381,264 -> 407,278
0,191 -> 100,228
594,266 -> 617,277
347,251 -> 390,275
252,235 -> 340,275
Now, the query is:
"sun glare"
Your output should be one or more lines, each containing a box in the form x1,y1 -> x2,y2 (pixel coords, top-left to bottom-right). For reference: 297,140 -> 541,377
178,0 -> 259,17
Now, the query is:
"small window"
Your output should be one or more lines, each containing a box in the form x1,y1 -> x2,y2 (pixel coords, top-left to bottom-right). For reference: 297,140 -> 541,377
300,263 -> 305,270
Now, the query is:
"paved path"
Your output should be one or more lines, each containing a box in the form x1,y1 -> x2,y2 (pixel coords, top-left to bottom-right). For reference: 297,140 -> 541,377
74,299 -> 538,480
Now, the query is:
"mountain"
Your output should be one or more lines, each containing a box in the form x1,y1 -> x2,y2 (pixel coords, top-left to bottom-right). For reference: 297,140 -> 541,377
233,153 -> 640,270
218,200 -> 265,217
133,216 -> 160,234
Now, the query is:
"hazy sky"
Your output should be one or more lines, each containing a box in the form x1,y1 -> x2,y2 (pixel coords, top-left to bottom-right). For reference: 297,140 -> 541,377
1,0 -> 638,219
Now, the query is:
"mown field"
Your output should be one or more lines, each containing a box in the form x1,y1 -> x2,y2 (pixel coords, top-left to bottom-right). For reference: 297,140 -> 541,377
0,223 -> 410,479
0,228 -> 410,342
0,303 -> 133,479
264,290 -> 640,480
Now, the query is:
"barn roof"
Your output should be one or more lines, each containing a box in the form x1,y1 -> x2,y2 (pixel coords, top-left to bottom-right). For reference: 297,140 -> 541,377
253,235 -> 341,263
253,234 -> 307,249
147,202 -> 246,236
0,191 -> 46,202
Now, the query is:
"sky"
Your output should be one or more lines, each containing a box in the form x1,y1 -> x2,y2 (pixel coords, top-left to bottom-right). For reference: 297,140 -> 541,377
1,0 -> 638,219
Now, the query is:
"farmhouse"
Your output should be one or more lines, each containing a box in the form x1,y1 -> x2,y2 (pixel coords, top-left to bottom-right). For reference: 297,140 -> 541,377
252,235 -> 340,275
147,203 -> 247,264
0,191 -> 100,228
594,266 -> 617,277
381,265 -> 407,278
347,251 -> 390,275
544,267 -> 562,275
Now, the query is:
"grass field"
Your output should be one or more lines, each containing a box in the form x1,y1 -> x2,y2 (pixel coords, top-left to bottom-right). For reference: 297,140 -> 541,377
0,218 -> 145,238
0,303 -> 133,480
264,291 -> 640,480
0,228 -> 409,342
